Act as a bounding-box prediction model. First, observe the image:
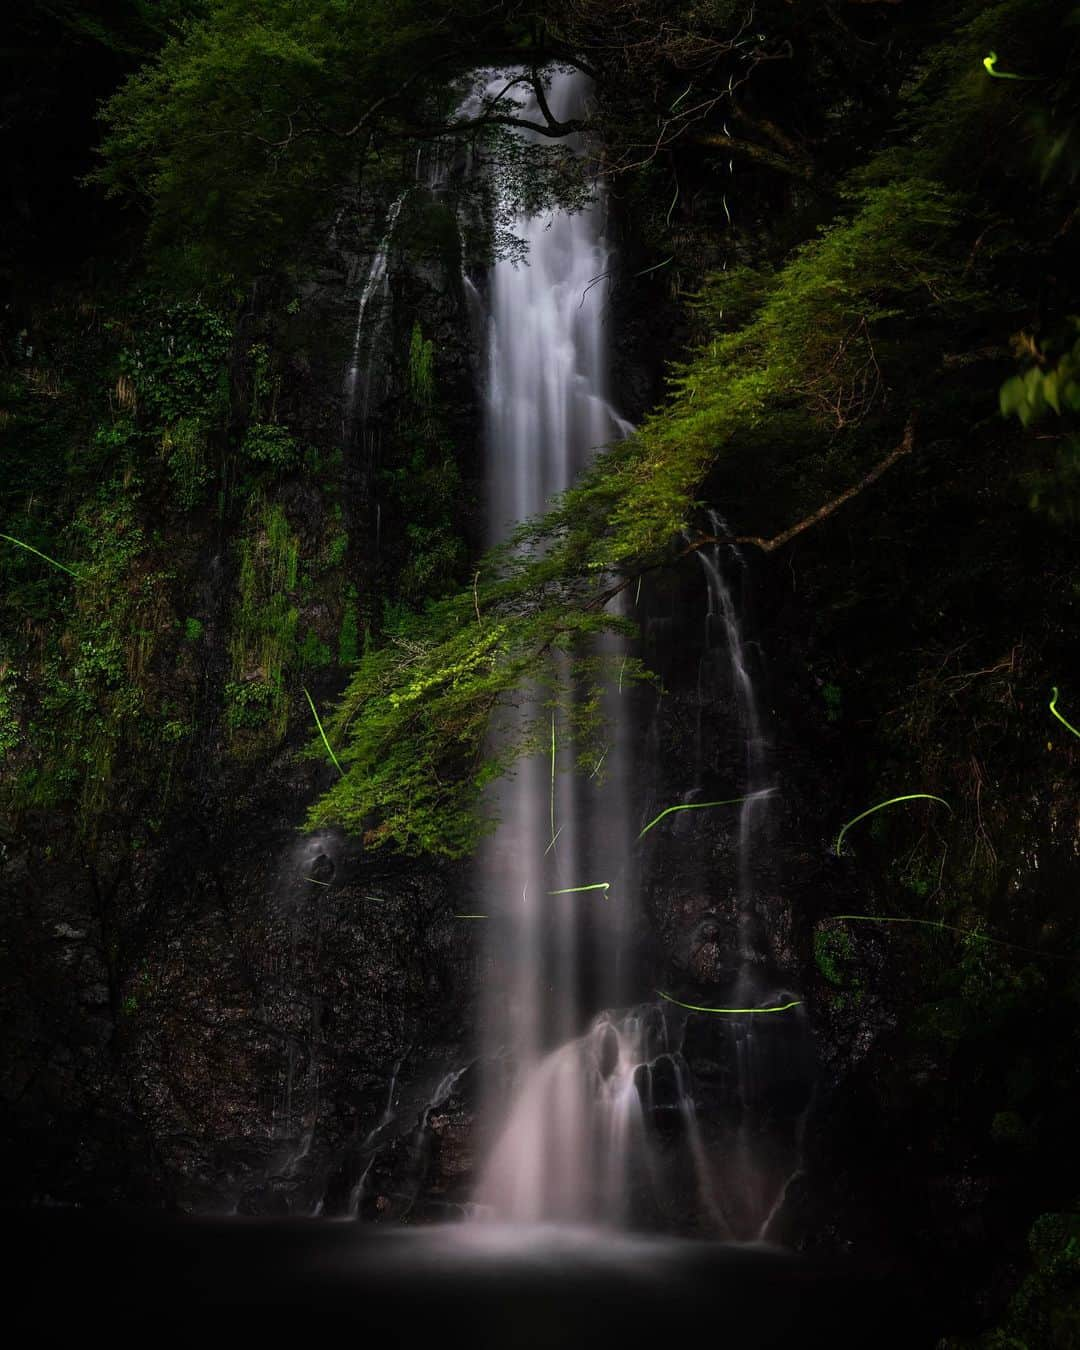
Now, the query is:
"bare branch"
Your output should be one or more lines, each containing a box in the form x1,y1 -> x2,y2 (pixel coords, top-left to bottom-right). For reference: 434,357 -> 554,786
694,131 -> 815,181
685,418 -> 916,557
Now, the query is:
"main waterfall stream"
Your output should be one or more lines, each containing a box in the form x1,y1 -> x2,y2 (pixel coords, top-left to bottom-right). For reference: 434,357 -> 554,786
469,69 -> 805,1236
467,71 -> 766,1236
473,68 -> 660,1226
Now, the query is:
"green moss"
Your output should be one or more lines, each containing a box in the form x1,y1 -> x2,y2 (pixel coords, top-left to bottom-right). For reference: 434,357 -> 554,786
299,629 -> 332,669
337,591 -> 360,665
0,671 -> 21,759
311,146 -> 988,854
815,925 -> 857,987
226,497 -> 301,748
162,416 -> 211,508
4,476 -> 177,827
408,322 -> 435,406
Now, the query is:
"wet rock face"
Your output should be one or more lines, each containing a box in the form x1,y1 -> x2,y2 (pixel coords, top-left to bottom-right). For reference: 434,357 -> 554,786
1,750 -> 486,1214
0,189 -> 487,1216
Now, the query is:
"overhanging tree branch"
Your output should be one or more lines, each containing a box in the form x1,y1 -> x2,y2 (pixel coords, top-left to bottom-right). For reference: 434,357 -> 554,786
684,418 -> 916,556
584,419 -> 915,618
693,131 -> 816,181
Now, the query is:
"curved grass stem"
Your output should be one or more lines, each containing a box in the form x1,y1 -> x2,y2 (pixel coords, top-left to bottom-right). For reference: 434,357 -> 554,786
835,793 -> 950,856
303,685 -> 345,777
1050,686 -> 1080,741
656,990 -> 801,1015
0,532 -> 81,579
827,913 -> 1077,962
638,793 -> 765,841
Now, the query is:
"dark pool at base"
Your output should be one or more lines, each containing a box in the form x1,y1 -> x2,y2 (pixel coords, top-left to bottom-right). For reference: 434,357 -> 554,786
12,1212 -> 941,1346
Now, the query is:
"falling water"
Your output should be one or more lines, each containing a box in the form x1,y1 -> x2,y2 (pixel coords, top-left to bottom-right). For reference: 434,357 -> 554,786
462,68 -> 811,1236
693,516 -> 813,1240
473,71 -> 692,1227
343,189 -> 408,432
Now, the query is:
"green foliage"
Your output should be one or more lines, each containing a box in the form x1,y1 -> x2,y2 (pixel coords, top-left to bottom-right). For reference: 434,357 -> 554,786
338,591 -> 360,665
1001,322 -> 1080,426
248,342 -> 274,417
814,925 -> 858,989
161,416 -> 211,507
313,162 -> 979,853
942,1213 -> 1080,1348
1001,321 -> 1080,523
93,414 -> 143,467
226,497 -> 300,746
305,575 -> 641,855
183,617 -> 203,641
6,478 -> 174,823
241,421 -> 299,469
117,297 -> 231,424
379,320 -> 469,607
224,678 -> 277,730
92,0 -> 592,283
299,629 -> 332,669
323,528 -> 348,571
0,670 -> 21,758
408,322 -> 435,407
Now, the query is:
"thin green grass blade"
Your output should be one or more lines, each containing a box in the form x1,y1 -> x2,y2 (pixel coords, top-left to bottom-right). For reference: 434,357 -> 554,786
834,793 -> 950,856
1050,687 -> 1080,740
656,990 -> 801,1015
454,914 -> 488,919
828,913 -> 1078,962
638,795 -> 758,841
303,876 -> 330,886
548,882 -> 610,896
0,532 -> 81,579
303,685 -> 344,777
549,712 -> 557,850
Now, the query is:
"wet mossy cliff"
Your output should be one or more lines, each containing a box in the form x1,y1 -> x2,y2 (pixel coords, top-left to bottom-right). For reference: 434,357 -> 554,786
2,2 -> 1079,1344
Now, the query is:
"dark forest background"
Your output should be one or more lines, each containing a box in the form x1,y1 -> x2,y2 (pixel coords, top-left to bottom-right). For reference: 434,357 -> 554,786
2,3 -> 1079,1343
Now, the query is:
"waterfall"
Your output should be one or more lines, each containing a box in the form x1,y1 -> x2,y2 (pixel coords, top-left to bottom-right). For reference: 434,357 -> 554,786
473,71 -> 700,1228
343,189 -> 408,435
692,518 -> 813,1241
473,69 -> 634,1223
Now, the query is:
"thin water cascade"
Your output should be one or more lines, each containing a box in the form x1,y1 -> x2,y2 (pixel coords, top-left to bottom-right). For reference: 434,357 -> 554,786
343,188 -> 408,433
692,518 -> 813,1241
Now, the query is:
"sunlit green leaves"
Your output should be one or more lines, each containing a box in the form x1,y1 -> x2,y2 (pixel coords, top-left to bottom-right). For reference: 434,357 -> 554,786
1001,322 -> 1080,426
